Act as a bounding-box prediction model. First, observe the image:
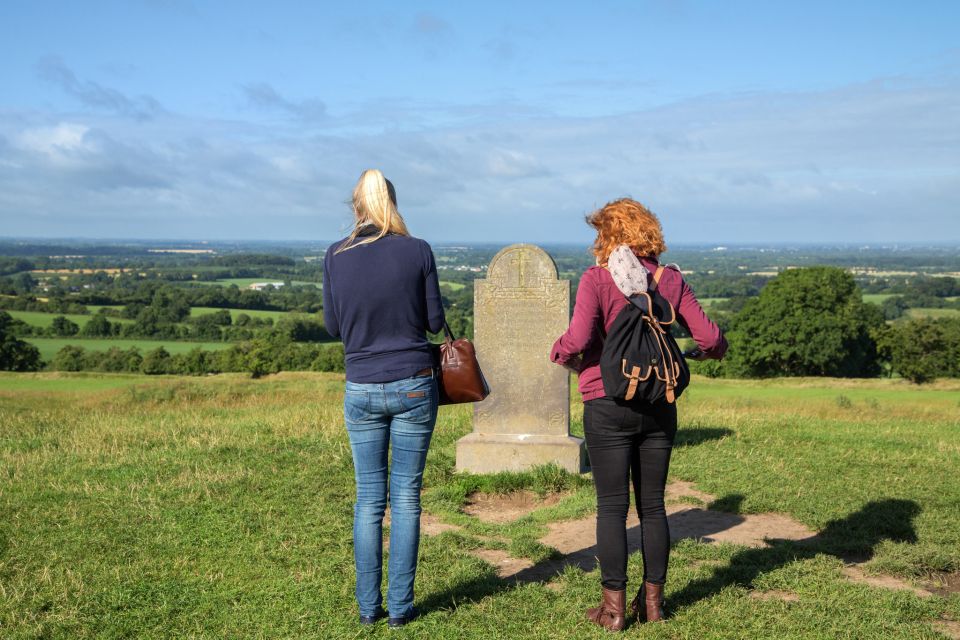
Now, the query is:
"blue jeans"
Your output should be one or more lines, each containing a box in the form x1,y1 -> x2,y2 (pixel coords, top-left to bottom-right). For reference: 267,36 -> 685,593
344,372 -> 438,619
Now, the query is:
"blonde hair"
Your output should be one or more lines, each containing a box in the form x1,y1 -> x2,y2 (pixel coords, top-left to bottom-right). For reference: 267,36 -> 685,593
585,198 -> 667,265
335,169 -> 410,253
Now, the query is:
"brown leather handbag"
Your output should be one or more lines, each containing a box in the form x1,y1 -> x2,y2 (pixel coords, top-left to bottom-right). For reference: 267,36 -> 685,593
431,321 -> 490,405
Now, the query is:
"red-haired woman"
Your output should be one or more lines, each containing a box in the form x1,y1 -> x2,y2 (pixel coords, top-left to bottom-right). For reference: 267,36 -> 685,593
551,198 -> 727,631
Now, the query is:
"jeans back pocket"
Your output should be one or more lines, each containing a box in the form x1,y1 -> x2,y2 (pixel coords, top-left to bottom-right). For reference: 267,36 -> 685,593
344,390 -> 371,424
394,379 -> 437,425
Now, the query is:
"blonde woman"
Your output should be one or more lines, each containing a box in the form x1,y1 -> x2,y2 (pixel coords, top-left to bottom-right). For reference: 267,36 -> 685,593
323,169 -> 444,628
551,199 -> 727,630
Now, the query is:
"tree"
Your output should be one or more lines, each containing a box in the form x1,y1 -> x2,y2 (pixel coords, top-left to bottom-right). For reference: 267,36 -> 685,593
81,313 -> 114,337
724,267 -> 881,378
190,310 -> 231,341
175,347 -> 215,375
880,296 -> 907,321
51,345 -> 89,371
147,288 -> 191,323
311,344 -> 345,373
141,347 -> 172,375
874,318 -> 960,383
273,316 -> 329,342
50,315 -> 80,336
97,347 -> 143,373
0,311 -> 41,371
13,272 -> 35,294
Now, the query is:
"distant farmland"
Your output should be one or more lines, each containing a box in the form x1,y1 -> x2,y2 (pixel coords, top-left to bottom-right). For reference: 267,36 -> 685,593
24,338 -> 233,361
7,310 -> 133,328
192,278 -> 319,288
188,307 -> 294,321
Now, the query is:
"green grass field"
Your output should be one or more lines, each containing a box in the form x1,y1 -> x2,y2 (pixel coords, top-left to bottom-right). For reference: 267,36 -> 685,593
85,305 -> 124,313
8,306 -> 305,326
23,338 -> 234,361
439,280 -> 466,291
0,372 -> 958,638
6,310 -> 133,329
907,308 -> 960,319
697,297 -> 728,307
189,306 -> 295,321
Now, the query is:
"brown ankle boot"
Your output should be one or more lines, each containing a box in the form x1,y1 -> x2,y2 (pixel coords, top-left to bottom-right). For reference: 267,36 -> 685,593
630,581 -> 665,622
585,587 -> 627,631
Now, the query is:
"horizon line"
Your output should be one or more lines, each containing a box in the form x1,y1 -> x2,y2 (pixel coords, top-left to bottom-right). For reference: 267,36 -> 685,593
1,235 -> 959,249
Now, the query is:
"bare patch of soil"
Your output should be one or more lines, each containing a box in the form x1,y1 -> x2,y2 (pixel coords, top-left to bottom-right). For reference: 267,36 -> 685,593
666,480 -> 714,503
470,501 -> 816,582
748,590 -> 800,602
841,564 -> 934,598
667,506 -> 815,547
932,620 -> 960,640
383,510 -> 462,543
462,480 -> 817,583
931,571 -> 960,596
462,490 -> 567,524
471,549 -> 534,576
458,480 -> 941,598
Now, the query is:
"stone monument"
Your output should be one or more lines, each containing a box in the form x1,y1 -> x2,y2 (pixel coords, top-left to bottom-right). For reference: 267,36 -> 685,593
456,243 -> 586,474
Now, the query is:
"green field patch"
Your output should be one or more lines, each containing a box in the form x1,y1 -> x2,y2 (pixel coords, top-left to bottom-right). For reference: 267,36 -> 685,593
906,308 -> 960,319
698,297 -> 729,307
0,371 -> 150,394
189,306 -> 293,321
862,293 -> 895,304
85,304 -> 124,313
24,338 -> 233,361
439,280 -> 466,291
684,376 -> 960,414
7,310 -> 133,328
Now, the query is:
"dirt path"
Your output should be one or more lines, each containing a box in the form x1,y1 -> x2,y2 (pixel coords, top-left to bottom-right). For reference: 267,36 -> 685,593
411,480 -> 945,603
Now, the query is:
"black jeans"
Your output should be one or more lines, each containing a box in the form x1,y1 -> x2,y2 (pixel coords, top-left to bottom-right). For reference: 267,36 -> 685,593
583,396 -> 677,590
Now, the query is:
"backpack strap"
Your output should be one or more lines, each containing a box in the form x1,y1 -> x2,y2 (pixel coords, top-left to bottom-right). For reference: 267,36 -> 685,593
650,265 -> 665,291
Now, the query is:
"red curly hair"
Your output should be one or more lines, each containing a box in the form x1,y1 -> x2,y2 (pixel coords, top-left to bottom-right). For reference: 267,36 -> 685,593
586,198 -> 667,265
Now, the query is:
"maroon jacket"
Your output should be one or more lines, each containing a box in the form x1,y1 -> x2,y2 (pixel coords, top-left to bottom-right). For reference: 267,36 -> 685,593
550,257 -> 727,402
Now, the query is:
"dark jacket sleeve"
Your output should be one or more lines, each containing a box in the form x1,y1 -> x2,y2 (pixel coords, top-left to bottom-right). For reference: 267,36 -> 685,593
322,249 -> 340,339
423,242 -> 445,334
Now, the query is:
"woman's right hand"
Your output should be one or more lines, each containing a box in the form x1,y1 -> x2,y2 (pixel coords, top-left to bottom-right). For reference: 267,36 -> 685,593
683,348 -> 708,361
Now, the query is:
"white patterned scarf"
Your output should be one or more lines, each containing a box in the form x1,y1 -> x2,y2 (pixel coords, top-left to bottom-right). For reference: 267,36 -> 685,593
607,245 -> 649,297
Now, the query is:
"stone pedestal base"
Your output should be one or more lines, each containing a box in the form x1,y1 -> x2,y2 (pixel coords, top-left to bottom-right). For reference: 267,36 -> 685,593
455,432 -> 586,474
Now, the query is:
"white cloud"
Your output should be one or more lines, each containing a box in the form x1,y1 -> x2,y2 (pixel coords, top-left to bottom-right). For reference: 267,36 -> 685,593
17,122 -> 90,156
0,74 -> 958,243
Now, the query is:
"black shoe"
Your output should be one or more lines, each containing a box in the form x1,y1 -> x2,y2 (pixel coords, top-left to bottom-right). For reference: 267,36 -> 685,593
387,608 -> 418,628
359,607 -> 386,625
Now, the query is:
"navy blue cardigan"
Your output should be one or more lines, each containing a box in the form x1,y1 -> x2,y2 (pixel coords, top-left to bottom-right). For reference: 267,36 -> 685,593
322,227 -> 445,383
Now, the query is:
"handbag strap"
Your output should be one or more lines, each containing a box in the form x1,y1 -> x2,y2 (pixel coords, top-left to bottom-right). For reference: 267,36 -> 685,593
441,319 -> 456,343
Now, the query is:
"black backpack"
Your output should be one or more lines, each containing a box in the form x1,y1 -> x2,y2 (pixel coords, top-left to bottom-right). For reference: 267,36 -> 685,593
599,266 -> 690,404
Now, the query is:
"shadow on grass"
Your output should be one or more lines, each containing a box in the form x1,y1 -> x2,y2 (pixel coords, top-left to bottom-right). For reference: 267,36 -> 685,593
673,427 -> 734,448
667,498 -> 921,611
417,498 -> 920,616
417,494 -> 749,613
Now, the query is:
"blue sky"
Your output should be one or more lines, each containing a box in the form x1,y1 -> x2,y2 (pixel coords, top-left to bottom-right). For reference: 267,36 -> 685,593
0,0 -> 958,244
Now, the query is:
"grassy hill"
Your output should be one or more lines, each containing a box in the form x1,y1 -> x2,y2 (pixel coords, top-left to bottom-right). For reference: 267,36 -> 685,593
1,372 -> 958,638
